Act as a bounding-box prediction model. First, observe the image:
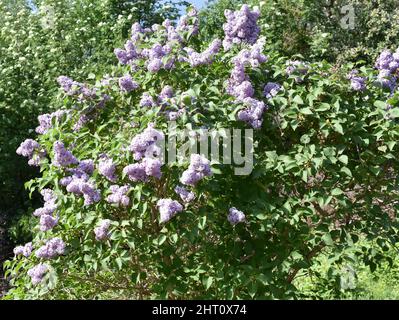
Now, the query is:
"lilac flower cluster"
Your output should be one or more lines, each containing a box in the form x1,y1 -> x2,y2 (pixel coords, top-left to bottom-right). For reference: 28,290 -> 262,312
223,5 -> 261,51
114,9 -> 199,72
128,124 -> 164,160
123,157 -> 162,182
98,155 -> 117,182
114,40 -> 139,65
35,237 -> 66,259
33,189 -> 57,220
237,98 -> 267,129
57,76 -> 96,99
285,60 -> 309,83
16,139 -> 46,167
118,74 -> 139,93
94,219 -> 111,241
106,185 -> 130,207
227,39 -> 267,99
347,70 -> 366,92
39,214 -> 59,232
158,85 -> 175,105
13,242 -> 33,257
180,154 -> 212,186
227,39 -> 268,128
53,141 -> 78,167
183,39 -> 222,67
27,263 -> 49,285
36,110 -> 68,135
60,159 -> 94,187
66,177 -> 101,205
157,198 -> 183,223
263,82 -> 282,99
374,48 -> 399,92
227,207 -> 246,225
140,92 -> 156,107
175,186 -> 195,203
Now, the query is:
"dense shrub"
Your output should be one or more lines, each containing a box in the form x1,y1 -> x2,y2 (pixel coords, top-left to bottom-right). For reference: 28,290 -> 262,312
0,0 -> 184,225
3,4 -> 399,300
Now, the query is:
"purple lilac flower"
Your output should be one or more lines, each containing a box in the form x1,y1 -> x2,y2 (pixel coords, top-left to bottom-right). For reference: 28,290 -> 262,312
237,98 -> 267,129
131,22 -> 144,42
157,198 -> 183,223
227,39 -> 267,103
106,185 -> 130,207
13,242 -> 33,257
174,186 -> 195,203
123,163 -> 147,182
184,39 -> 222,67
176,7 -> 199,36
57,76 -> 95,98
77,159 -> 95,175
16,139 -> 40,159
114,40 -> 138,65
35,110 -> 68,134
35,238 -> 65,259
180,154 -> 212,186
159,86 -> 174,101
94,219 -> 111,241
66,177 -> 101,205
263,82 -> 282,98
39,214 -> 59,232
222,5 -> 261,51
375,69 -> 397,91
147,58 -> 163,72
16,139 -> 46,166
98,156 -> 117,182
228,207 -> 246,225
347,71 -> 367,91
140,92 -> 156,107
142,157 -> 162,179
27,263 -> 49,285
129,124 -> 164,160
53,141 -> 78,167
33,189 -> 57,217
118,75 -> 139,93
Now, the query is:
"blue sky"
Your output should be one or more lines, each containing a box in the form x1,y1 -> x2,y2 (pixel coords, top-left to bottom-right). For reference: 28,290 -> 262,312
186,0 -> 208,9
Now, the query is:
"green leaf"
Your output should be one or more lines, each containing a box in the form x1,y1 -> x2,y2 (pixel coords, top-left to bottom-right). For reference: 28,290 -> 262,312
338,155 -> 348,165
203,276 -> 213,290
322,233 -> 334,246
293,95 -> 304,105
331,188 -> 343,196
300,107 -> 313,115
333,123 -> 344,135
158,234 -> 167,246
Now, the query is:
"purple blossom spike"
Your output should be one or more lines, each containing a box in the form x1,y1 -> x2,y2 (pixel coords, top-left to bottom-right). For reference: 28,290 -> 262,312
53,141 -> 78,167
157,198 -> 183,223
106,185 -> 130,207
27,263 -> 49,285
175,186 -> 195,203
35,238 -> 65,259
94,219 -> 111,241
228,207 -> 246,225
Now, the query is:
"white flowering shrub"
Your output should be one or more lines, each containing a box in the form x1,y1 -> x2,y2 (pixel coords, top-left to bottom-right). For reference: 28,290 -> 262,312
3,5 -> 399,299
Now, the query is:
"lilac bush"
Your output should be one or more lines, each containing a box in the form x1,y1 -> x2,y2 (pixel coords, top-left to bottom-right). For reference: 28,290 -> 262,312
6,4 -> 399,300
